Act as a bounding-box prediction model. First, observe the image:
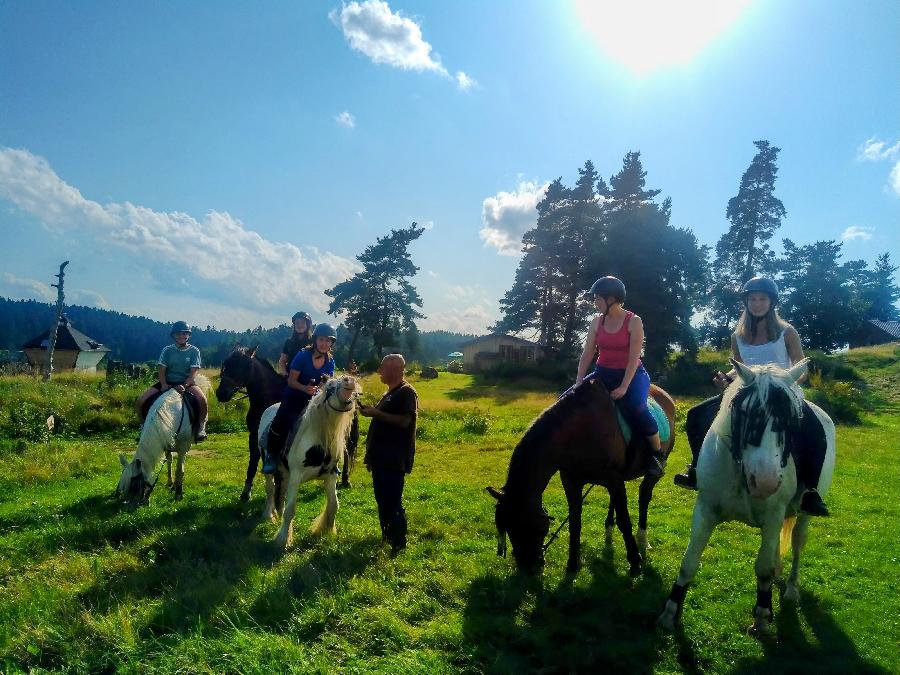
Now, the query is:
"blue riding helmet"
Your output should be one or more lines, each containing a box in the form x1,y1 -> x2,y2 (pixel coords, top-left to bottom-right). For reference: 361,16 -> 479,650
741,276 -> 779,306
170,321 -> 192,336
589,276 -> 626,304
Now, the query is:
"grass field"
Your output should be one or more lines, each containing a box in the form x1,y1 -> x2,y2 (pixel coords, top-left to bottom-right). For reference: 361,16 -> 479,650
1,353 -> 898,673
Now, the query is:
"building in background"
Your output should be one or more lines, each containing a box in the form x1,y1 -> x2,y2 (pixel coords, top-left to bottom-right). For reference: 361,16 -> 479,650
460,334 -> 543,372
21,315 -> 111,373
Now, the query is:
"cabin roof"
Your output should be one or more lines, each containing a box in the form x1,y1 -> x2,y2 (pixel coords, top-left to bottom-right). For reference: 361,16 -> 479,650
20,315 -> 111,352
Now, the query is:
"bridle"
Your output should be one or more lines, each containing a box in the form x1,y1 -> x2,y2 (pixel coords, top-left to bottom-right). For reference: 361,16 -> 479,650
323,382 -> 358,413
218,370 -> 250,401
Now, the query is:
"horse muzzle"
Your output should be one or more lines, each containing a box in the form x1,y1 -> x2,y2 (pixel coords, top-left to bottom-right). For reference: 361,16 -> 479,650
745,469 -> 783,499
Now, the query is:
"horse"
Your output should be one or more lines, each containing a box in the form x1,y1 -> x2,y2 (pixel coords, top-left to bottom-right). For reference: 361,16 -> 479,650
487,377 -> 676,576
216,346 -> 360,500
657,359 -> 836,635
116,375 -> 212,508
256,375 -> 360,549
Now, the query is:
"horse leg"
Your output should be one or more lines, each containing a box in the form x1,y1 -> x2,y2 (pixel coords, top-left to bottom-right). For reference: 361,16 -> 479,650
263,475 -> 277,521
608,481 -> 642,577
658,501 -> 717,630
274,467 -> 310,549
784,514 -> 810,603
166,449 -> 174,489
750,515 -> 784,636
275,468 -> 287,516
637,475 -> 660,555
604,500 -> 615,545
174,447 -> 186,501
560,474 -> 584,574
311,473 -> 339,536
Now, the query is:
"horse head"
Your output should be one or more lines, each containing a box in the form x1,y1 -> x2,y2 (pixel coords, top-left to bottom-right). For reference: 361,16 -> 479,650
316,375 -> 361,413
720,358 -> 808,499
216,347 -> 254,402
116,454 -> 153,509
487,486 -> 550,575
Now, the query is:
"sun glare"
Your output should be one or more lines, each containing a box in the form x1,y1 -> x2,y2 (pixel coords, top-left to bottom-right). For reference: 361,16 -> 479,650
574,0 -> 752,74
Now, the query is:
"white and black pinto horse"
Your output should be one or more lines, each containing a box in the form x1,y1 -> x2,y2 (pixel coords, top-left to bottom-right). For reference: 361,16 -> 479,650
658,359 -> 836,635
258,375 -> 360,549
116,375 -> 212,508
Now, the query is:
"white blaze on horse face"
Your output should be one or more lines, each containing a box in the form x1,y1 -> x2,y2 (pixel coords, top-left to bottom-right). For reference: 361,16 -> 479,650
741,426 -> 784,499
337,375 -> 357,403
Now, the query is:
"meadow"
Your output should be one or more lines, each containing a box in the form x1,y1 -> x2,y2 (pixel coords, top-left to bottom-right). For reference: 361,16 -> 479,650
0,347 -> 898,673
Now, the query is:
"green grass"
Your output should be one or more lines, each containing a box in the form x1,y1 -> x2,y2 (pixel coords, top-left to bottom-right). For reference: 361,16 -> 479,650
0,371 -> 897,673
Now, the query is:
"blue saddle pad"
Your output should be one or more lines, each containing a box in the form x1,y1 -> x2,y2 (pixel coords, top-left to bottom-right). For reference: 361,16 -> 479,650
617,397 -> 670,445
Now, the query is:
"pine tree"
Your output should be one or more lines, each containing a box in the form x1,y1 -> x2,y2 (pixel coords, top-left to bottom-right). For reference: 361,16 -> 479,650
863,253 -> 900,321
704,140 -> 786,342
325,223 -> 426,361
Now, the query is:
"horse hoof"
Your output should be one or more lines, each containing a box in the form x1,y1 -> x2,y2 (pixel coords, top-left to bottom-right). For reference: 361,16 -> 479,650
782,584 -> 800,604
629,563 -> 642,578
167,482 -> 175,491
657,613 -> 676,632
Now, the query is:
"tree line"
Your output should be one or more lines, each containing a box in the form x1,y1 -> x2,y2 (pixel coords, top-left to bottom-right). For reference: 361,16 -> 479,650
493,141 -> 899,368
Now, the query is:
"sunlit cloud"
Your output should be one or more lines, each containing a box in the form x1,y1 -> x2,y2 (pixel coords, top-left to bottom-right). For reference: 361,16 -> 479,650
840,225 -> 874,242
857,137 -> 900,162
1,272 -> 54,302
456,71 -> 476,91
480,180 -> 549,256
335,111 -> 356,128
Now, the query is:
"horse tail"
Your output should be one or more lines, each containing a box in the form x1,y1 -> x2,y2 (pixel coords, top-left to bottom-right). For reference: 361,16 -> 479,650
780,514 -> 797,555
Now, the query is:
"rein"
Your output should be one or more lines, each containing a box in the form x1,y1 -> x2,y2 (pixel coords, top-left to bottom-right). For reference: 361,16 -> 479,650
542,484 -> 595,553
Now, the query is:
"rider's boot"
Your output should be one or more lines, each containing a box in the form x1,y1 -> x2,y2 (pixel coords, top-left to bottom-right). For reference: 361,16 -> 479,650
262,432 -> 284,474
800,488 -> 830,517
673,464 -> 698,490
645,450 -> 667,478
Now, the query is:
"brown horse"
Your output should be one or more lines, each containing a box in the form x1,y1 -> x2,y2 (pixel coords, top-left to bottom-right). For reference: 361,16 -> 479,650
487,377 -> 675,576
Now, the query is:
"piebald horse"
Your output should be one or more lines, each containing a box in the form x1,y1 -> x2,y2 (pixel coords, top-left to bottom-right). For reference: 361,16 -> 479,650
658,359 -> 836,635
116,375 -> 212,507
258,375 -> 360,549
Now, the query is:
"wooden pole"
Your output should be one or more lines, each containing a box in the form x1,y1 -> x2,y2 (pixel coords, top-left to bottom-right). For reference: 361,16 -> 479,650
42,261 -> 69,382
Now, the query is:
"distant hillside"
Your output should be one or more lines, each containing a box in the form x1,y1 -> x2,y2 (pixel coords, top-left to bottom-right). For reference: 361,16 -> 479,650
0,297 -> 476,368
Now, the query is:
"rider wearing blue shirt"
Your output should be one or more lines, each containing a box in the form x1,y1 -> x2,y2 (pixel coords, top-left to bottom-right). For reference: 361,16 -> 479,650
263,323 -> 337,473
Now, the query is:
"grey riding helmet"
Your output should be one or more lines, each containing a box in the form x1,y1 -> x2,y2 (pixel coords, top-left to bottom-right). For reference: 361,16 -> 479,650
741,276 -> 779,306
170,321 -> 192,336
312,323 -> 337,341
589,276 -> 626,304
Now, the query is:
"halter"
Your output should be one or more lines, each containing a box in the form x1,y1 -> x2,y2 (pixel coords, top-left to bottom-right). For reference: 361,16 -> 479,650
323,382 -> 358,413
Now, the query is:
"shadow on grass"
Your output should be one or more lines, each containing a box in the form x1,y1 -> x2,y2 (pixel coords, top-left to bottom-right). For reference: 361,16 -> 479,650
462,556 -> 673,673
728,589 -> 889,674
445,374 -> 564,406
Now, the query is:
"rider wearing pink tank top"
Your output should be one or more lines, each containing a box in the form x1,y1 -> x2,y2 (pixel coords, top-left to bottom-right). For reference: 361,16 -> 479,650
595,311 -> 640,369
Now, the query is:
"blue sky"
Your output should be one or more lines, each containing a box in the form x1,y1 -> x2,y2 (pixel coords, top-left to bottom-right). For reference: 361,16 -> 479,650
1,0 -> 898,333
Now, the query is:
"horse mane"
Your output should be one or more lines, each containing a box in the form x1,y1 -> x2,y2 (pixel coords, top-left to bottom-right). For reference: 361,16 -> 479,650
233,347 -> 280,377
711,365 -> 803,456
504,381 -> 609,496
296,380 -> 357,460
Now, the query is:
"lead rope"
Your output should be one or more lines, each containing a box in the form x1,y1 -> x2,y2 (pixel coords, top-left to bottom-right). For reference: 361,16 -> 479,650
542,484 -> 596,553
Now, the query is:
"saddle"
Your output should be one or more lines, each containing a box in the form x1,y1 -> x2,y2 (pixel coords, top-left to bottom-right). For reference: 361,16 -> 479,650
140,388 -> 202,437
616,397 -> 671,446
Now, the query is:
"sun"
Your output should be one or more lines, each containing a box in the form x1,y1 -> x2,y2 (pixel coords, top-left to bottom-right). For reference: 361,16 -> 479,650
574,0 -> 752,74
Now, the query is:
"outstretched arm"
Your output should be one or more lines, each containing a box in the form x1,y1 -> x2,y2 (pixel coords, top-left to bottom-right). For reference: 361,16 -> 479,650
576,316 -> 600,385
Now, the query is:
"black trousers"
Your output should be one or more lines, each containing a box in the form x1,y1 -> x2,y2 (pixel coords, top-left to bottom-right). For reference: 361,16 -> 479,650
267,395 -> 310,460
371,467 -> 407,545
684,394 -> 827,490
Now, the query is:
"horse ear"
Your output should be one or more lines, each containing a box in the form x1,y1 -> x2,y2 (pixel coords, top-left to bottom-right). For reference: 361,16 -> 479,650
486,486 -> 504,501
786,358 -> 809,384
731,358 -> 755,384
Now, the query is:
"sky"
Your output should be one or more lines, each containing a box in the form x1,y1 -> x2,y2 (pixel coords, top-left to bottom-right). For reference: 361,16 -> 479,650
1,0 -> 898,334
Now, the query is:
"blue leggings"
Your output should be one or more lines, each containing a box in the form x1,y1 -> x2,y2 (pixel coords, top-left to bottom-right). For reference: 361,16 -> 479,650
593,365 -> 658,437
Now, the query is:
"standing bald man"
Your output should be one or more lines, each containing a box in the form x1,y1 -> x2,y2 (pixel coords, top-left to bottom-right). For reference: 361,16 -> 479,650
360,354 -> 418,554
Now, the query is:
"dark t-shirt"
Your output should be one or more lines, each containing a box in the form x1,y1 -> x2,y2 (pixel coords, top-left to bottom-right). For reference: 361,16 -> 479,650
365,381 -> 418,474
282,333 -> 312,366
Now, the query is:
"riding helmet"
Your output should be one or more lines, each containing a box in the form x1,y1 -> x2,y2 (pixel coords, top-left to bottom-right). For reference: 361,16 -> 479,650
741,276 -> 779,306
292,311 -> 311,323
589,276 -> 626,304
170,321 -> 192,336
312,323 -> 338,341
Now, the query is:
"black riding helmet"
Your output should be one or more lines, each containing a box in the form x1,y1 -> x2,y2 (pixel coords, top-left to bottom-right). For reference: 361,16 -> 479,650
741,276 -> 779,307
170,321 -> 192,336
292,311 -> 311,323
589,276 -> 626,304
312,323 -> 337,341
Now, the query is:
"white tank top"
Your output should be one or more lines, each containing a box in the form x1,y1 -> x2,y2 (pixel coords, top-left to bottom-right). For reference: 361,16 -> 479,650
736,331 -> 791,369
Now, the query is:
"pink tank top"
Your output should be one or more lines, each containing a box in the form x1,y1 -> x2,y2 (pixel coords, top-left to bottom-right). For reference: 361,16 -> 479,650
595,311 -> 637,369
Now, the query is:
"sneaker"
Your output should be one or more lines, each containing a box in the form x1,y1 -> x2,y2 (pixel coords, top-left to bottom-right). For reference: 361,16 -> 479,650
673,466 -> 698,490
800,489 -> 830,517
262,452 -> 278,475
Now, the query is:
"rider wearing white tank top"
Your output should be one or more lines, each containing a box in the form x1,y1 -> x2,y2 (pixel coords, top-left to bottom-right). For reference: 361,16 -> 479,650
675,276 -> 829,516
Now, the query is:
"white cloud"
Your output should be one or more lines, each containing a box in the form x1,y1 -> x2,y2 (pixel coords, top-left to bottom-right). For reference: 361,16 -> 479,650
857,137 -> 900,162
840,225 -> 874,242
70,288 -> 111,309
0,147 -> 360,313
1,272 -> 54,302
421,220 -> 434,230
419,281 -> 497,334
890,161 -> 900,197
335,111 -> 356,128
479,180 -> 549,256
330,1 -> 474,89
456,71 -> 476,91
356,210 -> 364,219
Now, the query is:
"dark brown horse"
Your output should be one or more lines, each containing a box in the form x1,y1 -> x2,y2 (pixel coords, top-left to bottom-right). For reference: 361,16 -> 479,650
487,377 -> 675,576
216,346 -> 359,501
